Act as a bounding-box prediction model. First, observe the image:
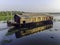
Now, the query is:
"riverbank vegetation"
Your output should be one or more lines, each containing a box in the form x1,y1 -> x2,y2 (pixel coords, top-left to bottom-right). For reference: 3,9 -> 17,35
0,11 -> 23,21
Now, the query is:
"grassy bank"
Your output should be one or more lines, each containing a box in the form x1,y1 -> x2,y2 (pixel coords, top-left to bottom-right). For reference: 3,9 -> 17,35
0,11 -> 23,21
0,15 -> 13,21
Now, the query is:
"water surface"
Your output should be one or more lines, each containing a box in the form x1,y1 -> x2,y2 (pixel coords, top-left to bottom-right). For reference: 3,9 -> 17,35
0,14 -> 60,45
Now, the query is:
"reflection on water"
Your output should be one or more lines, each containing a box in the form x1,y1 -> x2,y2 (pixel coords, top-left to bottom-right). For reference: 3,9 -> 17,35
0,15 -> 60,45
15,24 -> 53,38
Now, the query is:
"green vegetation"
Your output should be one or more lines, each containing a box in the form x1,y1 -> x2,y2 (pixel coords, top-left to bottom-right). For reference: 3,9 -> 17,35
0,14 -> 13,21
0,11 -> 23,21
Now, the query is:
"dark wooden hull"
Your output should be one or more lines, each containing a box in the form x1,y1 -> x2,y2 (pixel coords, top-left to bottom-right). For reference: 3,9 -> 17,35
15,20 -> 53,29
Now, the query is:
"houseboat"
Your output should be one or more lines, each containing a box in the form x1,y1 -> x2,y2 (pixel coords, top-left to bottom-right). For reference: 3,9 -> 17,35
12,13 -> 53,37
14,14 -> 53,27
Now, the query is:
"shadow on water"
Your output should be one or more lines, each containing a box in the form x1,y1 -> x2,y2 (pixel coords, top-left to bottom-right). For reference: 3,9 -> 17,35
5,24 -> 53,38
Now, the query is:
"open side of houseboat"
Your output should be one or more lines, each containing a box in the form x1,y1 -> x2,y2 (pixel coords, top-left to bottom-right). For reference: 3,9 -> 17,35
14,14 -> 53,28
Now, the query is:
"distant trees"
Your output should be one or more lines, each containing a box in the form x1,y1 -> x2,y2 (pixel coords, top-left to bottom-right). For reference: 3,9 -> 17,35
0,11 -> 24,21
0,11 -> 24,16
12,11 -> 24,15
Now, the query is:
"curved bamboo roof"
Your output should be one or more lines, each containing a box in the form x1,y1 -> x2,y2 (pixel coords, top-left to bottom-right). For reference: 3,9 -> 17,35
16,13 -> 53,19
